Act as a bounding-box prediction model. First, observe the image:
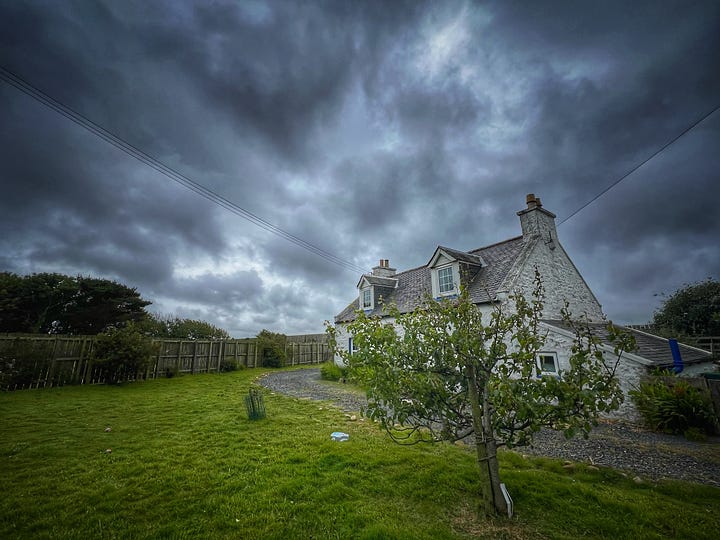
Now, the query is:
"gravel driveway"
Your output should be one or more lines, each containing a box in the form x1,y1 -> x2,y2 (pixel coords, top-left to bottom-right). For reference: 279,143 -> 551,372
258,368 -> 720,486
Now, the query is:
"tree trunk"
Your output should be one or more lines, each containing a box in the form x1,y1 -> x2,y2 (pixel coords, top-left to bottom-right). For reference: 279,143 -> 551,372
482,384 -> 507,516
466,361 -> 508,516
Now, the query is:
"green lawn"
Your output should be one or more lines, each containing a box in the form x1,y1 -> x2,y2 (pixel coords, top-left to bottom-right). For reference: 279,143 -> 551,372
1,368 -> 718,539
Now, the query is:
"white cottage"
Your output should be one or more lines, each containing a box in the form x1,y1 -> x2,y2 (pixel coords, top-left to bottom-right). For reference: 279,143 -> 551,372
334,194 -> 715,418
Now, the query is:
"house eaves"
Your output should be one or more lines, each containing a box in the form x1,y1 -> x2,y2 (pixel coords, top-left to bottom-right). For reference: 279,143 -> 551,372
428,246 -> 486,268
540,321 -> 714,368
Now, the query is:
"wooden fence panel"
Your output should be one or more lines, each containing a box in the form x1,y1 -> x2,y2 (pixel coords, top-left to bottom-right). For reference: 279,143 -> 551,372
1,333 -> 328,390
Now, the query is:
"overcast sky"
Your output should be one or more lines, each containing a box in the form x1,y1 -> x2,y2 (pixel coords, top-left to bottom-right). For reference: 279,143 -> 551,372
1,0 -> 718,337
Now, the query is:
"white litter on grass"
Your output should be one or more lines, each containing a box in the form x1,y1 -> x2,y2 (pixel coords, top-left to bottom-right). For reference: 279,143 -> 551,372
331,432 -> 349,442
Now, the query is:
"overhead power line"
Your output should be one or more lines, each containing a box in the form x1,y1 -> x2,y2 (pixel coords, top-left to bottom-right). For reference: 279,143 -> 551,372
0,65 -> 367,274
558,103 -> 720,226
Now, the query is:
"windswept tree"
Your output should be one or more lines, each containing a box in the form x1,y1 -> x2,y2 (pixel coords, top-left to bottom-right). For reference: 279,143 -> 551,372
653,279 -> 720,337
328,273 -> 634,516
0,272 -> 151,334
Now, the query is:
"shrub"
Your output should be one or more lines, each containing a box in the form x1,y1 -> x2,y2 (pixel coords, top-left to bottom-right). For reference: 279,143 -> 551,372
320,361 -> 346,382
219,359 -> 243,372
165,363 -> 180,378
92,325 -> 157,384
0,338 -> 52,390
256,330 -> 287,368
630,377 -> 718,438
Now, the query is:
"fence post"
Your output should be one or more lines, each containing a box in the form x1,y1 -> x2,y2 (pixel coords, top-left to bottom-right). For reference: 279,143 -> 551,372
44,336 -> 60,389
152,340 -> 160,380
80,337 -> 89,384
191,341 -> 197,374
177,340 -> 183,374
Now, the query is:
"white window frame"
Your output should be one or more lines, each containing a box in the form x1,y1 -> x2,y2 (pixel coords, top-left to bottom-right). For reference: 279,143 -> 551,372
361,288 -> 372,309
536,352 -> 559,377
438,266 -> 454,294
348,337 -> 358,355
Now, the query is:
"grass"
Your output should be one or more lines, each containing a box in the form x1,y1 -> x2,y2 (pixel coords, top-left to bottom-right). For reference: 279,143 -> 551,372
0,368 -> 718,539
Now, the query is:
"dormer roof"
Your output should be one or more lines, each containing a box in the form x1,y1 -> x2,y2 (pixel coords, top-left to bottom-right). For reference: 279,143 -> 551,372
428,246 -> 486,268
357,274 -> 399,289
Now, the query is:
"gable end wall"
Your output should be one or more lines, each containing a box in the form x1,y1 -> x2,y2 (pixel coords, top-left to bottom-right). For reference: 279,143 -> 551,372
510,240 -> 604,321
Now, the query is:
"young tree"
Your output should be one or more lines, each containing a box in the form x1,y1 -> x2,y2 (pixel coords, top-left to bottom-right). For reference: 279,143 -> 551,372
328,273 -> 633,516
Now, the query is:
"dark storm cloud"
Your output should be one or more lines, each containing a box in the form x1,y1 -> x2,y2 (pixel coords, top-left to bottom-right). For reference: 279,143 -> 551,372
157,269 -> 262,307
488,0 -> 720,199
0,0 -> 718,334
0,93 -> 227,285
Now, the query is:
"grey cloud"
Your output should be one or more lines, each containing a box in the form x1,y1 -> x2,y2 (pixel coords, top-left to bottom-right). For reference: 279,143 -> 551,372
1,0 -> 718,335
156,269 -> 262,308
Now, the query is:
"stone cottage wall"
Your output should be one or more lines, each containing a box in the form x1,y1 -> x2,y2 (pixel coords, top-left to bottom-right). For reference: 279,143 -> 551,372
510,239 -> 604,322
543,327 -> 643,421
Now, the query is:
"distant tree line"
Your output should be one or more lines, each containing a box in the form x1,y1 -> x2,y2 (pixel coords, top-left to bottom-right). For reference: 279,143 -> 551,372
142,314 -> 230,340
653,279 -> 720,338
0,272 -> 230,339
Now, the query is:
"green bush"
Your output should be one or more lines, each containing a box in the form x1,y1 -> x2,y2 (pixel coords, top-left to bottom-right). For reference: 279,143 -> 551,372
256,330 -> 287,368
320,361 -> 346,382
219,359 -> 243,372
92,325 -> 157,384
630,377 -> 718,438
0,339 -> 52,390
165,363 -> 180,378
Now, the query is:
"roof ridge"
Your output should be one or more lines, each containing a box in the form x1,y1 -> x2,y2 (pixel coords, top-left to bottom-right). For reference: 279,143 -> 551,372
393,264 -> 429,277
361,236 -> 525,281
468,235 -> 524,254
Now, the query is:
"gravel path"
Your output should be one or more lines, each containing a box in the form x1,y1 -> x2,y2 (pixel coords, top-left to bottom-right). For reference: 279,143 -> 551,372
259,368 -> 720,486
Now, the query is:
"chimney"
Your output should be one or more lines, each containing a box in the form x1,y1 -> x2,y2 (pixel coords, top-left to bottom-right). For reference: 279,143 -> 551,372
372,259 -> 396,277
517,193 -> 557,243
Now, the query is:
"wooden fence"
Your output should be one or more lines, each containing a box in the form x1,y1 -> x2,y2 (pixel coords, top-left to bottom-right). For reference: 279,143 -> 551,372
0,334 -> 331,391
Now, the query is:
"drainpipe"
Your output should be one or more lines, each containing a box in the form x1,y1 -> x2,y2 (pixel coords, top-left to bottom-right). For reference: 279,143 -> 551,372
669,339 -> 684,374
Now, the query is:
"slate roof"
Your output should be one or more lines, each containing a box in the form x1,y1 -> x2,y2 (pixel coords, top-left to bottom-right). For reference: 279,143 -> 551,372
433,246 -> 486,267
335,236 -> 528,323
542,320 -> 714,368
359,275 -> 398,287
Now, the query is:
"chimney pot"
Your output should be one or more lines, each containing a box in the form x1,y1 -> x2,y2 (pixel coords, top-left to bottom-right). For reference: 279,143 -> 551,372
518,193 -> 557,238
526,193 -> 538,209
371,259 -> 396,277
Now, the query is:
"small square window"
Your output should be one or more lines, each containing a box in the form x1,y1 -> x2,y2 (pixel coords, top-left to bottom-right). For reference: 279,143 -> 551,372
362,289 -> 372,309
536,353 -> 559,376
438,267 -> 454,294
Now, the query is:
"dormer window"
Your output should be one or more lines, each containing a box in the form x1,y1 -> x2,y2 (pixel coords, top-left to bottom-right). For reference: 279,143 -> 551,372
438,266 -> 454,294
362,288 -> 372,309
430,262 -> 459,298
356,267 -> 398,313
427,246 -> 483,300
